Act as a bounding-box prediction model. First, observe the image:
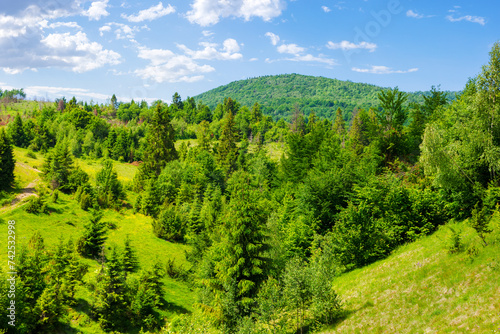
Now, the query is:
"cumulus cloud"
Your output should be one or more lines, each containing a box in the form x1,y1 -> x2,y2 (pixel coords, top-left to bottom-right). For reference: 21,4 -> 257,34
177,38 -> 242,60
446,14 -> 485,25
122,2 -> 175,22
0,8 -> 121,74
99,22 -> 149,40
326,40 -> 377,52
285,54 -> 336,66
85,0 -> 110,21
135,46 -> 215,83
42,21 -> 82,30
186,0 -> 286,26
265,32 -> 280,46
277,43 -> 305,55
322,6 -> 331,13
40,32 -> 121,72
352,65 -> 418,74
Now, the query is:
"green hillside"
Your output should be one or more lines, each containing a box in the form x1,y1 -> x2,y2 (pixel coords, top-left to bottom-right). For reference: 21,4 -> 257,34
322,218 -> 500,333
194,74 -> 448,121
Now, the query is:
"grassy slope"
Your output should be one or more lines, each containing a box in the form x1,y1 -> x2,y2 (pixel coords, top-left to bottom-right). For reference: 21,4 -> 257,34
324,219 -> 500,333
0,148 -> 195,333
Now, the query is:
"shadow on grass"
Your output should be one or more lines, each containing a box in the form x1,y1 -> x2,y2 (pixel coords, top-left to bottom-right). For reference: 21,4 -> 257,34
320,300 -> 375,332
161,297 -> 191,315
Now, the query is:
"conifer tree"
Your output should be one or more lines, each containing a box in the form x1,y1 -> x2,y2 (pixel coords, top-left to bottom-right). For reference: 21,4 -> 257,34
122,235 -> 139,275
0,128 -> 15,190
8,112 -> 26,147
77,212 -> 107,258
333,107 -> 345,136
202,172 -> 269,328
217,110 -> 239,176
141,103 -> 178,177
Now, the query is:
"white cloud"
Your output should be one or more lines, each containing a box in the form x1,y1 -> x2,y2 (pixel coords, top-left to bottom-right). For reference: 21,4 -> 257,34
85,0 -> 110,21
177,38 -> 242,60
202,30 -> 214,37
41,21 -> 82,30
277,43 -> 305,55
446,14 -> 485,25
186,0 -> 286,26
25,86 -> 111,101
122,2 -> 175,22
406,10 -> 423,19
0,7 -> 121,74
40,32 -> 121,72
99,25 -> 112,36
322,6 -> 331,13
326,40 -> 377,52
285,54 -> 336,66
135,46 -> 215,83
249,57 -> 258,62
352,65 -> 418,74
265,32 -> 280,46
99,23 -> 149,40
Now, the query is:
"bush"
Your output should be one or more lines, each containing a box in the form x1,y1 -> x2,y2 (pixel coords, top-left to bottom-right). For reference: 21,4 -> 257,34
26,150 -> 37,159
25,196 -> 47,214
447,226 -> 463,254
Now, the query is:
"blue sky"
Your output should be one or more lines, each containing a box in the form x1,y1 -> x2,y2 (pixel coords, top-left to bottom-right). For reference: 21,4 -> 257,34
0,0 -> 498,104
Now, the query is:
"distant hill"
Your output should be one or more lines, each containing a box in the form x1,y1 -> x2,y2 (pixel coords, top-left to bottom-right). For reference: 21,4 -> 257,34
194,74 -> 455,121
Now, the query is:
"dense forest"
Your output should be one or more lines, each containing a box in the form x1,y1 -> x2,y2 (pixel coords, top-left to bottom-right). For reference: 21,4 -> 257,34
0,42 -> 499,333
194,73 -> 456,121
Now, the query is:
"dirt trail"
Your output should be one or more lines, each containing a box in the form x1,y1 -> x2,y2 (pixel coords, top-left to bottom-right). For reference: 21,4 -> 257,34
0,163 -> 42,214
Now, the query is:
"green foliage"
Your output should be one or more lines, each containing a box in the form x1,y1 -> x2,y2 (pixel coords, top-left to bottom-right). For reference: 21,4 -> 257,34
25,196 -> 48,214
194,74 -> 435,121
77,212 -> 107,258
140,103 -> 178,178
217,109 -> 239,176
0,129 -> 15,190
96,159 -> 125,208
42,142 -> 89,193
470,204 -> 493,246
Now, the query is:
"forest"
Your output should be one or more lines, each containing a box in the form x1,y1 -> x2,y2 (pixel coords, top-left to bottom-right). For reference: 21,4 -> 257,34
0,42 -> 499,333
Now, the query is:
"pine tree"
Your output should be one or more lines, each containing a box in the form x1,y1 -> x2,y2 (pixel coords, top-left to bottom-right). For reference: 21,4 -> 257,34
142,103 -> 178,177
96,159 -> 124,207
0,129 -> 15,190
77,212 -> 107,258
217,110 -> 239,176
333,107 -> 345,136
122,235 -> 139,275
202,172 -> 269,328
8,112 -> 26,147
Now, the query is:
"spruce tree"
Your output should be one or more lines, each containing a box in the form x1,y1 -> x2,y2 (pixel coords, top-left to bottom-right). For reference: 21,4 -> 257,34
141,103 -> 178,177
0,129 -> 15,190
333,107 -> 345,136
77,212 -> 107,258
217,110 -> 239,176
202,172 -> 269,328
122,235 -> 139,275
8,112 -> 26,147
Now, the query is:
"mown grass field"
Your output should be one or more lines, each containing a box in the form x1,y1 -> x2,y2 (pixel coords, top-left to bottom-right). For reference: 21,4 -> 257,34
322,218 -> 500,333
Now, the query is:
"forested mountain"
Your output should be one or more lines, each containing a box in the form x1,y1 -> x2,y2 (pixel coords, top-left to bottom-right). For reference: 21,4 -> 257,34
194,73 -> 455,121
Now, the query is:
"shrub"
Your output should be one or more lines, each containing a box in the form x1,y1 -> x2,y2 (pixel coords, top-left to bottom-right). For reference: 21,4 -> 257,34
25,196 -> 47,214
26,150 -> 37,159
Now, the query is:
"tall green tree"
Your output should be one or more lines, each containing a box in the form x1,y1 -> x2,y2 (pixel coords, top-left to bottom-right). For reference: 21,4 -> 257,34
8,112 -> 26,147
217,110 -> 239,176
377,87 -> 408,132
201,172 -> 269,329
141,103 -> 178,178
0,129 -> 15,190
96,159 -> 125,207
77,212 -> 107,258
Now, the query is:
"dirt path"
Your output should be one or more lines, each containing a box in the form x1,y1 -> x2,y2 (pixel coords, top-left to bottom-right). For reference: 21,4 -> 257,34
0,163 -> 42,214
